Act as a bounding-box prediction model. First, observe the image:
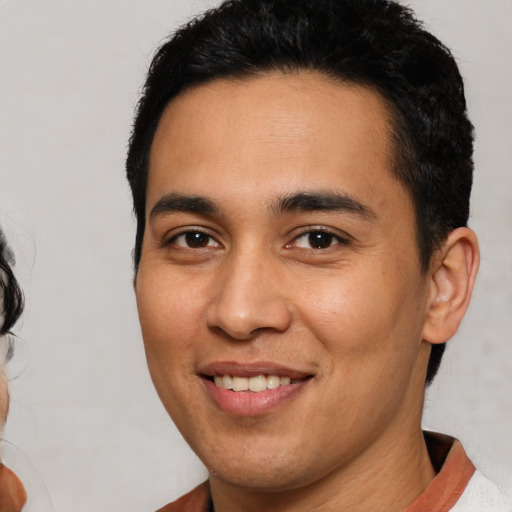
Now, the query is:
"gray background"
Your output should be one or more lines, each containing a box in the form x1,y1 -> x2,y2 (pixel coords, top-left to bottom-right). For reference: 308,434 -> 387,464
0,0 -> 510,510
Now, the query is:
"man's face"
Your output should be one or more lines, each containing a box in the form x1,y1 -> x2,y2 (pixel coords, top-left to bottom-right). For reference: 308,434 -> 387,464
136,73 -> 433,491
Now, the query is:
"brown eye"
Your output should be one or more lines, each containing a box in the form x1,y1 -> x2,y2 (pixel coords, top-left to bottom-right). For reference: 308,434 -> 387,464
307,231 -> 334,249
292,230 -> 347,250
171,231 -> 220,249
185,232 -> 210,248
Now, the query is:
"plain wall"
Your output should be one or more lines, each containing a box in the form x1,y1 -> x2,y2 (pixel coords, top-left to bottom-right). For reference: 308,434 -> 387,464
0,0 -> 510,510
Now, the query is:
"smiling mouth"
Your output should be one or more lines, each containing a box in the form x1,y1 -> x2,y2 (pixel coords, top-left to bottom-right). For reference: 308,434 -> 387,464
205,374 -> 310,392
200,365 -> 313,415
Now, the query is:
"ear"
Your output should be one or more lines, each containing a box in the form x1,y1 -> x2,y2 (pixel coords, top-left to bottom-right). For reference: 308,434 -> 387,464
422,227 -> 480,344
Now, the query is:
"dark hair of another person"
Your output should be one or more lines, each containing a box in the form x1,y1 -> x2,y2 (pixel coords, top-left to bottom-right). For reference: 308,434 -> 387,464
0,233 -> 24,335
126,0 -> 474,384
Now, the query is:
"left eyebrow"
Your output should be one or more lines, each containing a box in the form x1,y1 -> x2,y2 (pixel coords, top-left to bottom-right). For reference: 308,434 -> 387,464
271,191 -> 376,220
149,193 -> 220,220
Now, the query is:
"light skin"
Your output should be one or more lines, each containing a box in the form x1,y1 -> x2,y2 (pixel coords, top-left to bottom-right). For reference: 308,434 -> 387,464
0,372 -> 7,426
135,72 -> 479,512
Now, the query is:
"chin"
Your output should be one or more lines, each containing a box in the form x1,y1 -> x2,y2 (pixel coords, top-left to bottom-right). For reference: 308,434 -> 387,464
196,435 -> 321,492
209,462 -> 309,492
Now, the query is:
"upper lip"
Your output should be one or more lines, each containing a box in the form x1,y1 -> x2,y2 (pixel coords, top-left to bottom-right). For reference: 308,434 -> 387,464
198,361 -> 313,380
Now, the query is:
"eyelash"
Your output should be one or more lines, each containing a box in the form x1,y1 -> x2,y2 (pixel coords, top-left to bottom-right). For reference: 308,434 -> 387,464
288,228 -> 350,250
166,227 -> 350,251
167,230 -> 221,249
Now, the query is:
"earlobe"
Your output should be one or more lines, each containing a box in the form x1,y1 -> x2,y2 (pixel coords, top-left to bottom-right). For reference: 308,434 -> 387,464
422,227 -> 480,344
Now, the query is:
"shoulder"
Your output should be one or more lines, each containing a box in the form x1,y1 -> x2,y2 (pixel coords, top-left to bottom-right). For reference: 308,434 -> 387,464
156,481 -> 210,512
451,471 -> 512,512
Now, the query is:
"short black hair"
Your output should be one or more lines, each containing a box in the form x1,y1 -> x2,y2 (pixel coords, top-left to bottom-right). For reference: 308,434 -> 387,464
126,0 -> 474,383
0,230 -> 24,335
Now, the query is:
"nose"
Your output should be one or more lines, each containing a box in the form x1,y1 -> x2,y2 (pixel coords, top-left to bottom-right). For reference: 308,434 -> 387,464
205,252 -> 292,341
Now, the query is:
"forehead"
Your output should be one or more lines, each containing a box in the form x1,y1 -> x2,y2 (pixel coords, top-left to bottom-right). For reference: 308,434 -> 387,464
147,72 -> 408,220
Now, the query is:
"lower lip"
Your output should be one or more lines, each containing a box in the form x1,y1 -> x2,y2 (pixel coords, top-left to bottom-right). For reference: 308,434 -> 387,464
202,378 -> 309,416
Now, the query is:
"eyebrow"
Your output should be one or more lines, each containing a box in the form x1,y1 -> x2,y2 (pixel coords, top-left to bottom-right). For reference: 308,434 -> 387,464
150,193 -> 219,219
149,190 -> 376,221
272,191 -> 376,219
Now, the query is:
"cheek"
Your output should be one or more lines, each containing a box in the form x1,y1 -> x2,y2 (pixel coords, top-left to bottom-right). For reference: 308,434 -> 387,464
135,269 -> 206,368
137,269 -> 182,333
295,262 -> 426,365
295,269 -> 427,434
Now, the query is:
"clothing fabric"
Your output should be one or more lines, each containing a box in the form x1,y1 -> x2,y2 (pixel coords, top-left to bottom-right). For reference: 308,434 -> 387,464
156,482 -> 209,512
406,432 -> 510,512
0,463 -> 27,512
450,471 -> 511,512
156,432 -> 511,512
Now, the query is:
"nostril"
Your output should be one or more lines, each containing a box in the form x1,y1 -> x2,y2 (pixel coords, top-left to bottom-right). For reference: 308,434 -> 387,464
207,323 -> 259,341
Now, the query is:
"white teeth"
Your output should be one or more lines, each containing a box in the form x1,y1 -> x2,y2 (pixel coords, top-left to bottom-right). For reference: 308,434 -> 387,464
222,375 -> 233,390
232,376 -> 249,391
248,375 -> 267,392
267,375 -> 280,389
213,374 -> 299,392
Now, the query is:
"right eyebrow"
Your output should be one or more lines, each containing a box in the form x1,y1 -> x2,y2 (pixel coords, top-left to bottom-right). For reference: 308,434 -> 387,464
149,193 -> 220,220
271,191 -> 376,220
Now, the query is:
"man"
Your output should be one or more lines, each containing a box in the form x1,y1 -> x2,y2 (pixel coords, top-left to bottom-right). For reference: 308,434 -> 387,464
126,0 -> 510,510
